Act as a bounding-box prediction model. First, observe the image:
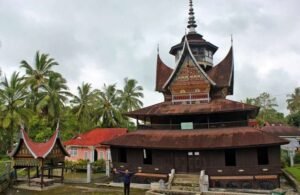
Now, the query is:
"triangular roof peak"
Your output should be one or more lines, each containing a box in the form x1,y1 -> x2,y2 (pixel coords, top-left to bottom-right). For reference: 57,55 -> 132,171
207,46 -> 234,94
155,53 -> 173,92
163,35 -> 216,90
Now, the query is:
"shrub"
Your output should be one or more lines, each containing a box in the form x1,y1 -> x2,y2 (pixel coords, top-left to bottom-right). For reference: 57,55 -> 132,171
92,159 -> 106,172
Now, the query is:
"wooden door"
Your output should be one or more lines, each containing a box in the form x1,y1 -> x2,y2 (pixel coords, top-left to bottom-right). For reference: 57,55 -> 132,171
174,151 -> 188,173
187,151 -> 202,173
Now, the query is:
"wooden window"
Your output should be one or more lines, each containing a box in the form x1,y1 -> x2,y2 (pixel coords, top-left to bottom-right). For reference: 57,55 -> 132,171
225,149 -> 236,166
257,147 -> 269,165
99,151 -> 104,159
70,148 -> 77,157
118,148 -> 127,163
143,149 -> 152,165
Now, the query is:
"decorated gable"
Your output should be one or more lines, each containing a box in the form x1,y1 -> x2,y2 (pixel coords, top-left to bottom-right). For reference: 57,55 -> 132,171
170,56 -> 210,95
46,141 -> 67,159
14,141 -> 33,158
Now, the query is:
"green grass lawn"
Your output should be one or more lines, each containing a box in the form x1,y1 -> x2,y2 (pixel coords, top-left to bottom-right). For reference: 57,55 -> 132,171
5,184 -> 147,195
284,164 -> 300,182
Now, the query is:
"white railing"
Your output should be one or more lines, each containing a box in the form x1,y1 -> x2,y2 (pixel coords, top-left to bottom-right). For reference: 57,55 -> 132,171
172,93 -> 210,104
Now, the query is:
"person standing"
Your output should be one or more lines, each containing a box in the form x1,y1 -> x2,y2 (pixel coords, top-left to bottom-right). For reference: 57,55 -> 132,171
114,168 -> 135,195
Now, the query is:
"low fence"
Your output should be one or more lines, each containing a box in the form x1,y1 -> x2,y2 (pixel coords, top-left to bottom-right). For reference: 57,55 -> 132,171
0,161 -> 12,193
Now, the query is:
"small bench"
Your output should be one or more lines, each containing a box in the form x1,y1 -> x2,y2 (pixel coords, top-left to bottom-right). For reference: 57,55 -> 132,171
210,175 -> 253,180
135,172 -> 168,179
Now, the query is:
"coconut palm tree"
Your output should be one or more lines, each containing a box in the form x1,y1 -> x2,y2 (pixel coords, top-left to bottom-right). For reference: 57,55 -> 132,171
20,51 -> 60,114
20,51 -> 59,90
96,84 -> 123,127
36,73 -> 73,126
71,82 -> 100,132
0,72 -> 32,150
118,78 -> 144,112
287,87 -> 300,114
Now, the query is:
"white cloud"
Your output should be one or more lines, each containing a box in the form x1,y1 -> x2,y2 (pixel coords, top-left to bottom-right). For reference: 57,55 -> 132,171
0,0 -> 299,115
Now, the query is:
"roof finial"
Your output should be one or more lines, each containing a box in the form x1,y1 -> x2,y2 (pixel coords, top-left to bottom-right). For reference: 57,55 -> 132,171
56,119 -> 60,130
231,34 -> 233,46
187,0 -> 197,33
157,43 -> 159,54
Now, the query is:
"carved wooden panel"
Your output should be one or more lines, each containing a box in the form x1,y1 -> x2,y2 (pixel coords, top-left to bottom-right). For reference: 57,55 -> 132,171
46,142 -> 66,159
14,158 -> 40,166
15,142 -> 33,158
170,57 -> 210,95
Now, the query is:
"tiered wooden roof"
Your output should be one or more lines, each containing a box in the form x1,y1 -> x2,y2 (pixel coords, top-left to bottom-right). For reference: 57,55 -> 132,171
103,127 -> 288,150
126,99 -> 258,117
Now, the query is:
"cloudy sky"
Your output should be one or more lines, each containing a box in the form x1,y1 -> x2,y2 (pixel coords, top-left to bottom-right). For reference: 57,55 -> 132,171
0,0 -> 300,114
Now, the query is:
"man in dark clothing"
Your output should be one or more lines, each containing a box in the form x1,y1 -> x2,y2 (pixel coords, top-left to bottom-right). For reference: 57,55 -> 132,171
114,168 -> 135,195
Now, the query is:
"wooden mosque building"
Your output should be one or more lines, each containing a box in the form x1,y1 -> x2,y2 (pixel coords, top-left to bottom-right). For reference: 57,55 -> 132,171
10,127 -> 69,188
104,0 -> 288,190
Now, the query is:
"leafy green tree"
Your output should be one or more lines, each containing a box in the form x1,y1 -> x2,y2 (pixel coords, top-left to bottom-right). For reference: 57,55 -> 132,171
20,51 -> 59,90
287,87 -> 300,114
36,73 -> 73,126
118,78 -> 144,112
287,111 -> 300,127
243,92 -> 284,125
96,84 -> 123,127
0,72 -> 32,150
20,51 -> 60,112
71,82 -> 99,132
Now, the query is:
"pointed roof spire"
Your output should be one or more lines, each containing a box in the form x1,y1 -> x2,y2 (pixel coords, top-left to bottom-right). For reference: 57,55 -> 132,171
187,0 -> 197,33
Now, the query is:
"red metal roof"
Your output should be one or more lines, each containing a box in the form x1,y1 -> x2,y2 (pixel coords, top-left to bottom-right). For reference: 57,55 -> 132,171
10,128 -> 69,159
64,128 -> 127,146
155,54 -> 173,92
126,98 -> 258,117
103,127 -> 288,150
261,125 -> 300,137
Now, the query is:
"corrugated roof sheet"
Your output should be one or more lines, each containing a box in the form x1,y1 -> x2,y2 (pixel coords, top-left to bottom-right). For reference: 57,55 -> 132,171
64,128 -> 127,146
126,98 -> 258,117
155,54 -> 173,92
103,127 -> 288,150
207,47 -> 233,88
261,125 -> 300,137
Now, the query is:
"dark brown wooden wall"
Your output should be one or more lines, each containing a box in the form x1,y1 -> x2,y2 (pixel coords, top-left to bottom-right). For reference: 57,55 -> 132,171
111,146 -> 281,176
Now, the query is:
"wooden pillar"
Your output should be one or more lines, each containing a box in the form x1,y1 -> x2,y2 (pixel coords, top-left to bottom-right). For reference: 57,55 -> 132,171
61,163 -> 64,183
14,168 -> 17,181
27,167 -> 30,186
136,116 -> 139,128
36,166 -> 39,177
207,115 -> 210,128
41,159 -> 44,189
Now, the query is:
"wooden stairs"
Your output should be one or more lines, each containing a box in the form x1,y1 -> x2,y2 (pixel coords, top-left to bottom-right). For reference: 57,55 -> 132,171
171,173 -> 200,192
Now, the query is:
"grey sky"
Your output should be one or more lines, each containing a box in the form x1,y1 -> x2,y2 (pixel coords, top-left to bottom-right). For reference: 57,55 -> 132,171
0,0 -> 299,114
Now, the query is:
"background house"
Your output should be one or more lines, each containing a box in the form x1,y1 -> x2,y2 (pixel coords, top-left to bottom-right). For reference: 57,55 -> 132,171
64,128 -> 127,162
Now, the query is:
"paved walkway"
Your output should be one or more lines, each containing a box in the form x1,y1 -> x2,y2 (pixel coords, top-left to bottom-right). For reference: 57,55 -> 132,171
95,182 -> 151,189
